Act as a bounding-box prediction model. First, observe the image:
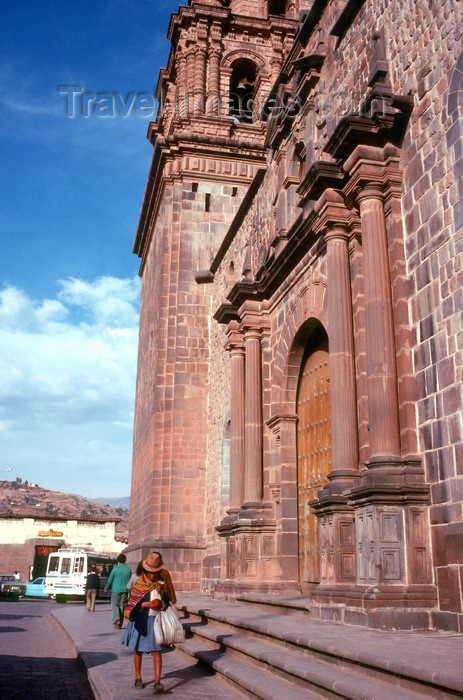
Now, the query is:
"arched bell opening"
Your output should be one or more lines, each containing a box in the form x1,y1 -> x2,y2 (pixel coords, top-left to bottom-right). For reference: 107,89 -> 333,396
268,0 -> 286,15
229,59 -> 257,123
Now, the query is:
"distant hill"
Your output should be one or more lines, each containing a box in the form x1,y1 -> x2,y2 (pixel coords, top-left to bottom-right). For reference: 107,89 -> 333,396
0,479 -> 129,540
90,496 -> 130,510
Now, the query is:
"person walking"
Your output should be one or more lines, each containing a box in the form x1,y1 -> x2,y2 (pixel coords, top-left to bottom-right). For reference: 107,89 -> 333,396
104,553 -> 131,628
121,552 -> 177,694
85,565 -> 99,612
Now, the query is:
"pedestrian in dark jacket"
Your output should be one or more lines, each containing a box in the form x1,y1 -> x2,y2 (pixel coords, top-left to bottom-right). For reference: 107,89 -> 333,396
85,566 -> 99,612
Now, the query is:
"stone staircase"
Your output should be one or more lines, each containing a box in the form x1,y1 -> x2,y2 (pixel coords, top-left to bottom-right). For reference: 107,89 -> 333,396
176,593 -> 463,700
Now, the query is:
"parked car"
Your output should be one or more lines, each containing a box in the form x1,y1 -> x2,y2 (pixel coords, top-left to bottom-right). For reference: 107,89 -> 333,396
0,574 -> 26,601
25,577 -> 52,598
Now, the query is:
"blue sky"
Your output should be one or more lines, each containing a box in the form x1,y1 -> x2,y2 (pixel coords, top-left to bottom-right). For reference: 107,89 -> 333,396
0,1 -> 179,498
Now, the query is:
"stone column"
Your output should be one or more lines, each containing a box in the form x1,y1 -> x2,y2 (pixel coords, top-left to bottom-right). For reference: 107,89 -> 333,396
313,189 -> 359,490
194,45 -> 207,115
186,45 -> 196,115
244,328 -> 263,507
207,47 -> 221,116
228,337 -> 245,513
357,188 -> 400,461
344,146 -> 401,464
326,227 -> 359,473
175,49 -> 188,117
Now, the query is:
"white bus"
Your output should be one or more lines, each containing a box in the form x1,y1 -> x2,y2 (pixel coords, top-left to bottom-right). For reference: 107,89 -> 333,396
44,548 -> 118,603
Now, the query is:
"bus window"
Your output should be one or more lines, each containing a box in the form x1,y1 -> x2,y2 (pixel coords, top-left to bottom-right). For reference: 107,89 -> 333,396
48,556 -> 60,573
75,557 -> 85,574
61,558 -> 71,575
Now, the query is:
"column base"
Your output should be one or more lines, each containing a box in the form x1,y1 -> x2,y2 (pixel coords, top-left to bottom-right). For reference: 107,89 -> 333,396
216,507 -> 280,588
348,457 -> 429,506
311,458 -> 434,595
318,469 -> 361,498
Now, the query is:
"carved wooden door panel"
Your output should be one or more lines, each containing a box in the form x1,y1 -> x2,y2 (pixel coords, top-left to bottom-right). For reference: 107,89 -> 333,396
297,338 -> 331,584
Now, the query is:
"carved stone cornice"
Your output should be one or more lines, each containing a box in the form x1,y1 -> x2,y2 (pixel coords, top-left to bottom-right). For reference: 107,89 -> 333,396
324,88 -> 413,163
213,302 -> 240,325
264,53 -> 325,151
297,160 -> 346,208
167,4 -> 228,44
135,122 -> 266,266
292,53 -> 325,103
213,207 -> 315,324
216,510 -> 276,536
325,111 -> 397,162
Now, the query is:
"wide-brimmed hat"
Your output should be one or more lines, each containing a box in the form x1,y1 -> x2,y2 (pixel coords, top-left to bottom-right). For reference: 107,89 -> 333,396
141,553 -> 163,572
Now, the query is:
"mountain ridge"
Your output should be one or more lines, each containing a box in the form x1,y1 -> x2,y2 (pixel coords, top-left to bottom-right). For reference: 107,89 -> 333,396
0,479 -> 129,540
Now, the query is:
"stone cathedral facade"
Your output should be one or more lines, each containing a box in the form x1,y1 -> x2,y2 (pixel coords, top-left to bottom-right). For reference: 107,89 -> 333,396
128,0 -> 463,632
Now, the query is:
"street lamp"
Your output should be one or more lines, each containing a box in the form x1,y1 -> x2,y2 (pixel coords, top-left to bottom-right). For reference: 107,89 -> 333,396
1,468 -> 13,472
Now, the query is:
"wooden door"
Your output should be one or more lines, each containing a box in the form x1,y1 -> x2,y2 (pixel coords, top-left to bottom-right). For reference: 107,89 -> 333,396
297,337 -> 331,584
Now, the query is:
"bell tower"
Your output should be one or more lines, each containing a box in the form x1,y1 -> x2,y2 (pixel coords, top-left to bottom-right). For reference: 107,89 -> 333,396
128,1 -> 298,589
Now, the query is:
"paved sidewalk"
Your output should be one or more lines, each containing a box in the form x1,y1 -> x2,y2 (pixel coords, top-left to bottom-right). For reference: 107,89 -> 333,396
51,601 -> 247,700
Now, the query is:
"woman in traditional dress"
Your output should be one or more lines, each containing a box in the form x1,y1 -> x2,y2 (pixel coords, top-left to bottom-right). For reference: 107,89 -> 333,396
122,552 -> 176,694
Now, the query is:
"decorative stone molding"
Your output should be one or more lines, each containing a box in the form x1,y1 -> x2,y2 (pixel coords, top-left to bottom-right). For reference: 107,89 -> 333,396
269,483 -> 281,504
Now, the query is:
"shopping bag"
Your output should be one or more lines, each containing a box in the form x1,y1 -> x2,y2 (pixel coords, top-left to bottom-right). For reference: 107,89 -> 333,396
153,605 -> 185,645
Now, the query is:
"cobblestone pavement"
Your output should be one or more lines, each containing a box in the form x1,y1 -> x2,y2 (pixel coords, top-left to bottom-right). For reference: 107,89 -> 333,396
51,601 -> 248,700
0,598 -> 94,699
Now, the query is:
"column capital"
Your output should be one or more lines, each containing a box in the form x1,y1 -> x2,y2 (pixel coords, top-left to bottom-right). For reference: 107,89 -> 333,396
194,44 -> 208,56
238,300 -> 270,336
312,188 -> 359,238
208,45 -> 221,58
226,335 -> 245,353
343,144 -> 403,206
243,326 -> 266,342
225,320 -> 245,352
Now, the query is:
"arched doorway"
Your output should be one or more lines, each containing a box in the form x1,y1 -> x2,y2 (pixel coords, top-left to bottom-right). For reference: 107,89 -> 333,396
297,326 -> 331,585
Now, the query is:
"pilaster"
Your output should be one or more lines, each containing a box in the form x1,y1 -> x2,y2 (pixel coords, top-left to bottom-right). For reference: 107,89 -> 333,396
312,188 -> 360,496
225,322 -> 245,516
216,303 -> 281,594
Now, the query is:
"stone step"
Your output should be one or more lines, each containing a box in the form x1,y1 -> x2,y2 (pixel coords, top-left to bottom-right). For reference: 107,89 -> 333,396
177,595 -> 463,699
179,614 -> 437,700
177,636 -> 327,700
236,592 -> 312,616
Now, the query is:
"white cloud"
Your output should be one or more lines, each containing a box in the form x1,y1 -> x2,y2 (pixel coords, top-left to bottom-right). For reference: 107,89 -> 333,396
58,276 -> 140,326
0,276 -> 141,497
